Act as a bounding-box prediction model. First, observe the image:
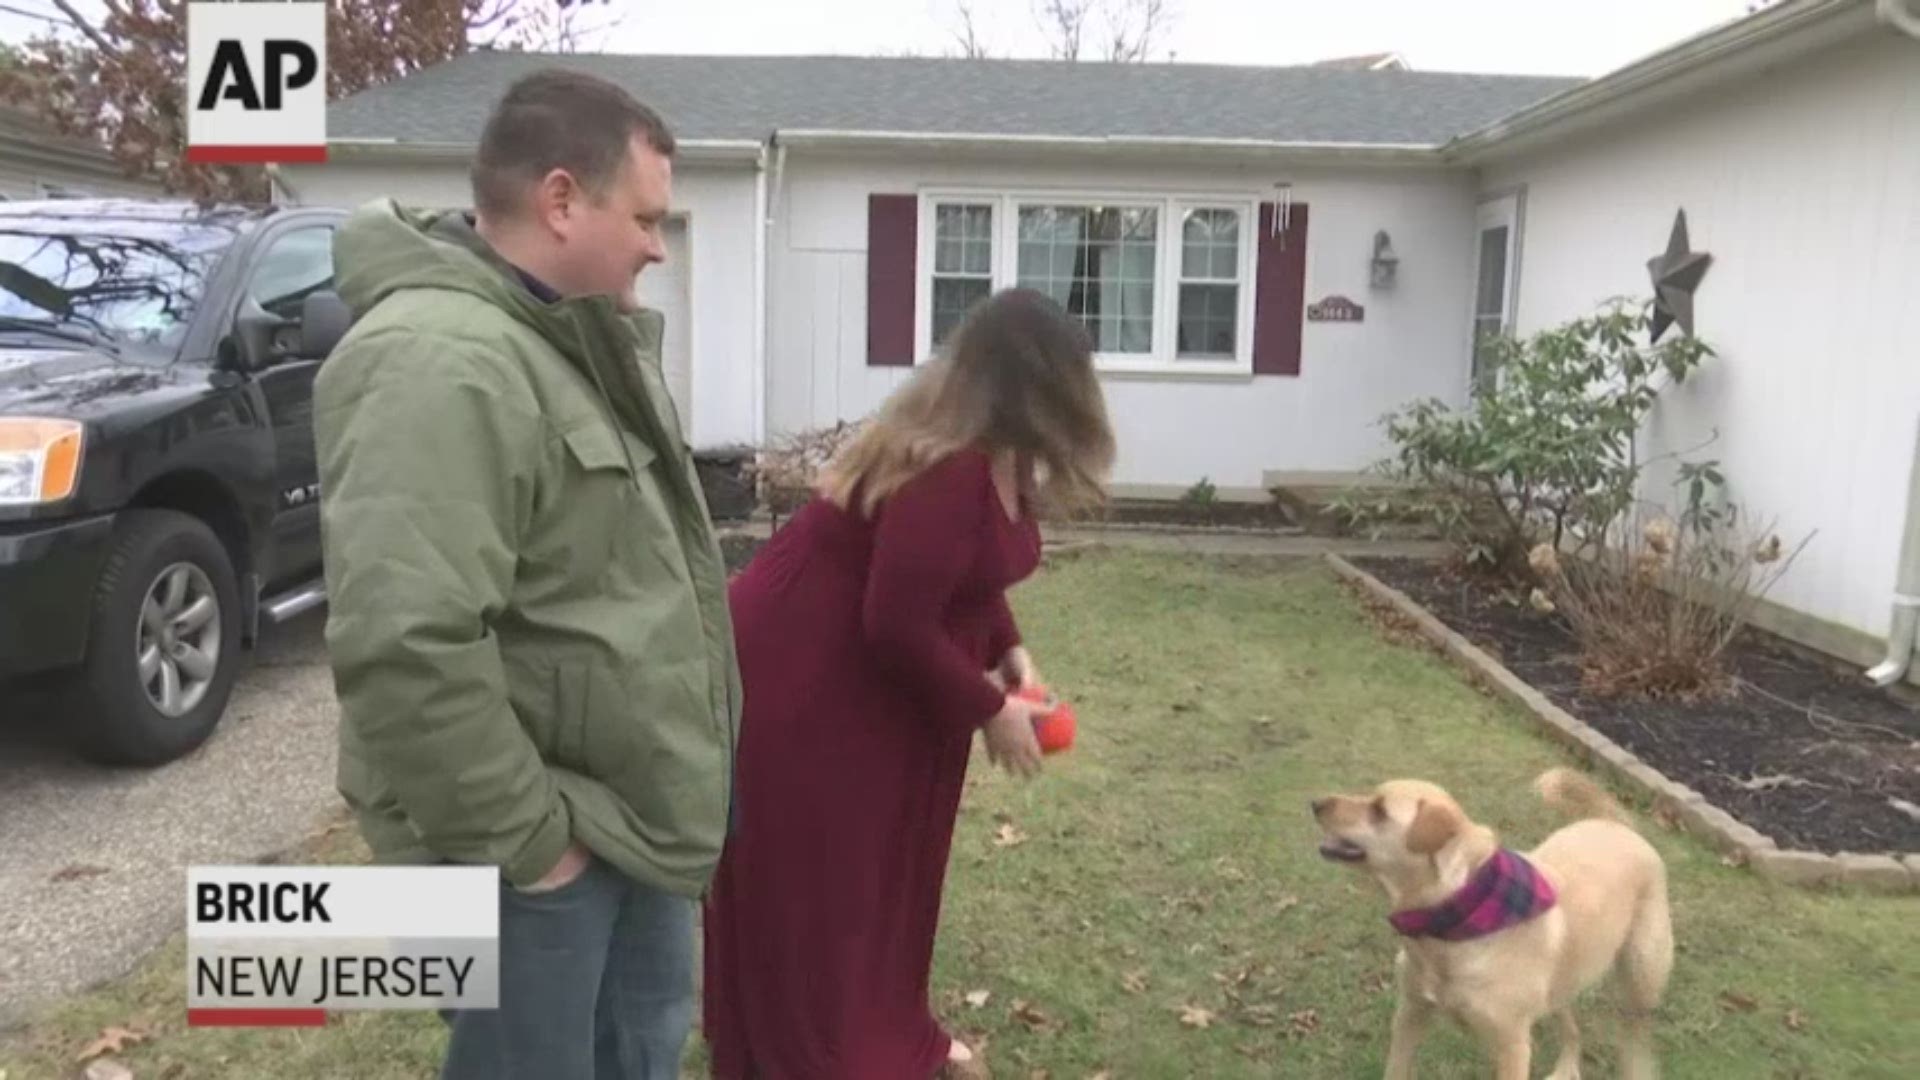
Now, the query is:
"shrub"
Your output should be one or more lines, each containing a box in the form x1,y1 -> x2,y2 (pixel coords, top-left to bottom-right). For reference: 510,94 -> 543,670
1361,299 -> 1715,574
1528,463 -> 1812,700
749,420 -> 865,528
1181,477 -> 1218,507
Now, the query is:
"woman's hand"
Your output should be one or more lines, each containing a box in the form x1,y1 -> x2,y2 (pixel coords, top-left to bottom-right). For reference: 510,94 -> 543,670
983,694 -> 1044,779
997,646 -> 1039,692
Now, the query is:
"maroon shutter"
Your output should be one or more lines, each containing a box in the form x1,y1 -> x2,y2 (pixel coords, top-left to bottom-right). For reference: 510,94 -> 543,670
866,194 -> 917,367
1252,201 -> 1309,376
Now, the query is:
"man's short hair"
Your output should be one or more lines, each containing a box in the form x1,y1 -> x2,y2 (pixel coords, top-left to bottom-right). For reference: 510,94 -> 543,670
471,68 -> 676,220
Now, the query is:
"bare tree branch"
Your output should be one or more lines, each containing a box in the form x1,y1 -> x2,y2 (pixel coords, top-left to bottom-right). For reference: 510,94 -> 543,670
1034,0 -> 1093,61
48,0 -> 113,52
1100,0 -> 1170,63
950,1 -> 991,59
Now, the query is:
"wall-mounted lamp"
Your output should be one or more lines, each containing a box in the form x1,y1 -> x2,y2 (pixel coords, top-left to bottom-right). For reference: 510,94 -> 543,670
1370,229 -> 1399,288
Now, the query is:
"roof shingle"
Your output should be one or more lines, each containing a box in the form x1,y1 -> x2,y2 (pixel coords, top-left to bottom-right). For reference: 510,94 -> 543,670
327,51 -> 1581,148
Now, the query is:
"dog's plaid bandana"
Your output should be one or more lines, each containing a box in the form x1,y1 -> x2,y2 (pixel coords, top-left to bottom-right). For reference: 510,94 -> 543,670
1388,848 -> 1557,941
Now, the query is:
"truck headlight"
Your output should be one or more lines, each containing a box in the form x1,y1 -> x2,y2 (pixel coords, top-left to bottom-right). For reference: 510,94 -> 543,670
0,418 -> 85,506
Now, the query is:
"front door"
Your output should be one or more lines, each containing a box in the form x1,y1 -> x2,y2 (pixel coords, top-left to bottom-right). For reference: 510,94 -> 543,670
1471,193 -> 1520,390
244,223 -> 337,588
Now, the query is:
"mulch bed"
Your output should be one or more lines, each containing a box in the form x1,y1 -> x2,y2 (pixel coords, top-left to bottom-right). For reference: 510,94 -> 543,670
1353,556 -> 1920,856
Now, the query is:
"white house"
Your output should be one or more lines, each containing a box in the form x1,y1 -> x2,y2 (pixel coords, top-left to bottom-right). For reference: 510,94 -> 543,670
0,106 -> 161,200
278,0 -> 1920,680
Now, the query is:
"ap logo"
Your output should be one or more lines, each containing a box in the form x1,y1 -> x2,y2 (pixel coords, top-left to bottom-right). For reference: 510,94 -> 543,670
186,1 -> 328,164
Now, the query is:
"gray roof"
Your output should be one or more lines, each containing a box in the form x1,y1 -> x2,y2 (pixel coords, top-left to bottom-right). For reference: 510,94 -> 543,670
328,51 -> 1582,149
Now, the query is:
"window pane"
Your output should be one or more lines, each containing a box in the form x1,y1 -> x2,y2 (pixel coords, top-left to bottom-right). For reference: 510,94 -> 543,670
1475,226 -> 1509,320
1016,204 -> 1158,352
932,276 -> 991,346
1180,208 -> 1241,281
1018,241 -> 1049,278
1178,284 -> 1238,358
963,236 -> 992,275
250,226 -> 336,320
936,204 -> 993,276
935,237 -> 962,274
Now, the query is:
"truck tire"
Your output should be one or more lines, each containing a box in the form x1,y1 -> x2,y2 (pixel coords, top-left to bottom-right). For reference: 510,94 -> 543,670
71,509 -> 243,765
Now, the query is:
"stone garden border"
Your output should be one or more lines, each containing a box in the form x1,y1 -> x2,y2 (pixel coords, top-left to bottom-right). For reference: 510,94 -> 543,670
1325,554 -> 1920,895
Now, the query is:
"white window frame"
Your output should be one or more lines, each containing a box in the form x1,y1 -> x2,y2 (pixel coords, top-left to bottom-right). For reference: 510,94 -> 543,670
914,189 -> 1259,377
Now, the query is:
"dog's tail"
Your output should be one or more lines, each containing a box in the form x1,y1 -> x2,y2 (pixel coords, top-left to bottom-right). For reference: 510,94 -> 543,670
1534,767 -> 1630,825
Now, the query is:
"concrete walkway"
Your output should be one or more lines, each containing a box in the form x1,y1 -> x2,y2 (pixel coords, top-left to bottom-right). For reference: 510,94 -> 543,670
722,519 -> 1448,560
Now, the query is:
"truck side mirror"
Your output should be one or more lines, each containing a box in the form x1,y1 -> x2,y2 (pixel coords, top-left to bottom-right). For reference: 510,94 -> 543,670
224,296 -> 285,374
297,290 -> 352,359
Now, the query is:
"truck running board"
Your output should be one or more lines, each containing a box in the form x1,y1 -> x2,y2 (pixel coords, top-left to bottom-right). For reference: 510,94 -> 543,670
262,580 -> 326,623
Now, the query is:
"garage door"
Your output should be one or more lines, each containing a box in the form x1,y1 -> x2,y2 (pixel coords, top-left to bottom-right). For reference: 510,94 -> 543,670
635,217 -> 692,437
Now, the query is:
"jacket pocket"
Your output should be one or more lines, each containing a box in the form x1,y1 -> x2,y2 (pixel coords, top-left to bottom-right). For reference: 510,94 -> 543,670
560,422 -> 657,479
557,423 -> 660,576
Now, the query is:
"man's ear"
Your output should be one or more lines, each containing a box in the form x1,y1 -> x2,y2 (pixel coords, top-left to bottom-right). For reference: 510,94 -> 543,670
1406,798 -> 1464,855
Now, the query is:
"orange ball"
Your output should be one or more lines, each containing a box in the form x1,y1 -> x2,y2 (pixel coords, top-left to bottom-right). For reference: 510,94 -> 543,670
1015,684 -> 1077,754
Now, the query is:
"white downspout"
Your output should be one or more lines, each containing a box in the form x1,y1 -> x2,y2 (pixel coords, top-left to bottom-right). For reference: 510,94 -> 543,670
1867,416 -> 1920,686
756,136 -> 788,447
751,140 -> 770,447
1877,0 -> 1920,37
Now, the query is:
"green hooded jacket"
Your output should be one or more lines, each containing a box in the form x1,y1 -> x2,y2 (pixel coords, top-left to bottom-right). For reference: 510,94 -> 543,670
312,198 -> 741,898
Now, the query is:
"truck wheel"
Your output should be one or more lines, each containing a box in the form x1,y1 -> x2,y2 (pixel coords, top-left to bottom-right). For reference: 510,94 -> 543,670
71,509 -> 243,765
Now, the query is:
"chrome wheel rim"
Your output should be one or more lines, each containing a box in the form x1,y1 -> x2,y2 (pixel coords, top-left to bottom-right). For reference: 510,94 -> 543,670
136,562 -> 221,718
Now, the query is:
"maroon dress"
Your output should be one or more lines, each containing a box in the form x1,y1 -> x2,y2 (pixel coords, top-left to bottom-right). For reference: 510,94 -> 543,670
702,449 -> 1040,1080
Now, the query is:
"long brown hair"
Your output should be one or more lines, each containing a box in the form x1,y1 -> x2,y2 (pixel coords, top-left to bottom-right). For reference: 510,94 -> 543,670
818,288 -> 1115,519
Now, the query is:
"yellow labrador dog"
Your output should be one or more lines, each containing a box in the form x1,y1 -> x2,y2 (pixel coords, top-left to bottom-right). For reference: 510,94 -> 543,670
1312,768 -> 1671,1080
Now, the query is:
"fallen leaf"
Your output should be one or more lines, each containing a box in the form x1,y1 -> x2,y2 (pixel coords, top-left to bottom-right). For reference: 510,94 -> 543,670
1651,802 -> 1681,832
1362,970 -> 1394,994
1179,1004 -> 1215,1029
51,864 -> 111,883
1888,797 -> 1920,823
83,1060 -> 133,1080
1010,1000 -> 1051,1031
964,989 -> 992,1009
1784,1008 -> 1809,1032
1029,1071 -> 1051,1080
1087,1073 -> 1113,1080
1239,1004 -> 1281,1027
1121,969 -> 1149,994
1719,991 -> 1760,1013
1274,895 -> 1301,915
77,1026 -> 147,1063
1288,1009 -> 1322,1039
1731,773 -> 1809,792
993,823 -> 1029,848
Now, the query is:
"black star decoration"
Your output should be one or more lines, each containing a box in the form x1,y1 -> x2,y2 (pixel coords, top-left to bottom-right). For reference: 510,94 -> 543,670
1646,208 -> 1712,341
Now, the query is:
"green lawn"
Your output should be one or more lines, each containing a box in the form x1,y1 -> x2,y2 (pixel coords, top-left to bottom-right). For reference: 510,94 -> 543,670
4,549 -> 1915,1079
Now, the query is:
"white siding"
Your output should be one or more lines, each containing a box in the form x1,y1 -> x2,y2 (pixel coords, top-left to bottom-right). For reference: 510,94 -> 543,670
1482,31 -> 1920,640
276,159 -> 763,450
768,153 -> 1481,490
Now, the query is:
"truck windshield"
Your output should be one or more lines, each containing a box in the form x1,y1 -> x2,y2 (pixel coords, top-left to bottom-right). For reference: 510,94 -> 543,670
0,203 -> 250,358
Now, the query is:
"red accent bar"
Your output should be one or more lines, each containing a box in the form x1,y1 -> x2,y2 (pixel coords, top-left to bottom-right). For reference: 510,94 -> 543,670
187,1008 -> 329,1027
185,145 -> 329,164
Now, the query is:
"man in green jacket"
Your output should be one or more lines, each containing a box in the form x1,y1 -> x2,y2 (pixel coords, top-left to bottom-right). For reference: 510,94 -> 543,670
313,69 -> 740,1079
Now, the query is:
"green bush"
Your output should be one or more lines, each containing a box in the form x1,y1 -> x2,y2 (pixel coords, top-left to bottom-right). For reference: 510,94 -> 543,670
1361,299 -> 1715,573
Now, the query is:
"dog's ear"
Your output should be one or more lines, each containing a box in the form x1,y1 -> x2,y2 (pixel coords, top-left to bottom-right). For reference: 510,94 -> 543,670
1406,798 -> 1464,855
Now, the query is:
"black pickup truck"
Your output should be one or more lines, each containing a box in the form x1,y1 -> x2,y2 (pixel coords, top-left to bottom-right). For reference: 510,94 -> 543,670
1,197 -> 352,766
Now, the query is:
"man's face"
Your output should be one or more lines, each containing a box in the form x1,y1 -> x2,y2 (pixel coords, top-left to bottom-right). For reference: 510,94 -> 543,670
547,135 -> 672,312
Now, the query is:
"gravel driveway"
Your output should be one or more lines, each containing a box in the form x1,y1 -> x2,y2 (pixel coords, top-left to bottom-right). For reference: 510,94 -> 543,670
0,610 -> 342,1031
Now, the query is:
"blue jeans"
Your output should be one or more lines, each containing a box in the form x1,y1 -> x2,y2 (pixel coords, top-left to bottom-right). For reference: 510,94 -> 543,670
441,856 -> 696,1080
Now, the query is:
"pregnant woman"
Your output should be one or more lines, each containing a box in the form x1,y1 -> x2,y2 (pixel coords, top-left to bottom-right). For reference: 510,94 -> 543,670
701,288 -> 1115,1079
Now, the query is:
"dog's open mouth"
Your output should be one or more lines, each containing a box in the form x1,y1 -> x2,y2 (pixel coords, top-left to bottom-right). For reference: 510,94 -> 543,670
1318,838 -> 1367,863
